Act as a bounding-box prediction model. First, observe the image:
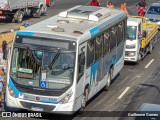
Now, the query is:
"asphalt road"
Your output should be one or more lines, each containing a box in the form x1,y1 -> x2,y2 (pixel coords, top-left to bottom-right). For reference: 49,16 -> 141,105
0,0 -> 158,33
1,0 -> 160,120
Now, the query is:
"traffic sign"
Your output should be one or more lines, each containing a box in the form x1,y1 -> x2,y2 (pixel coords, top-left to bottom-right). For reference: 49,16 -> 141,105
40,81 -> 46,88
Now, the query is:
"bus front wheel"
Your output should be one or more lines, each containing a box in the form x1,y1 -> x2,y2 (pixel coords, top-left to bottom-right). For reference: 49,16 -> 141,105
78,88 -> 88,114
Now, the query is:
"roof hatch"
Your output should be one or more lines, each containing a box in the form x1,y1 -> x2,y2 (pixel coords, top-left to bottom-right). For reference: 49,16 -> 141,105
58,6 -> 111,22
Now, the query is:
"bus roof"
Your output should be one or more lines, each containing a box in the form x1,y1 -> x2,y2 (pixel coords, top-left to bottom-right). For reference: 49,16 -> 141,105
20,5 -> 126,41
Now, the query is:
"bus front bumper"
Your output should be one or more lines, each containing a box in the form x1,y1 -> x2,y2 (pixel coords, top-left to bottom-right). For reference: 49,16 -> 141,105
6,93 -> 75,114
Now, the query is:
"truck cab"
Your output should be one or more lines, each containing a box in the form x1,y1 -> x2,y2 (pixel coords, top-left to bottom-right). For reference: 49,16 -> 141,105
125,18 -> 142,63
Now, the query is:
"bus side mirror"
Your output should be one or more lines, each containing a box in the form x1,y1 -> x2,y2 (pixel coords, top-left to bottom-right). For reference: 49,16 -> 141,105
142,30 -> 147,38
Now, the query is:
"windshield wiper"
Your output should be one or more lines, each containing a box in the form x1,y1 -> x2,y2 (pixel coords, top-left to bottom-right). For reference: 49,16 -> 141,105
48,51 -> 60,69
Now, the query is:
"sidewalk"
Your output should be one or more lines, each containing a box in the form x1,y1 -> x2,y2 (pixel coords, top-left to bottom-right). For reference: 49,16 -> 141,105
0,48 -> 7,72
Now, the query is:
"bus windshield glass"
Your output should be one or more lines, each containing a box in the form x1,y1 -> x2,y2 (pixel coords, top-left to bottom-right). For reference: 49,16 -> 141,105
126,26 -> 137,40
11,40 -> 75,90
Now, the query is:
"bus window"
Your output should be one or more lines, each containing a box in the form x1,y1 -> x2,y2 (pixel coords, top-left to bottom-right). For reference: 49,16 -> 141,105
123,20 -> 127,41
110,27 -> 117,50
87,39 -> 95,67
103,32 -> 110,55
78,49 -> 85,79
117,23 -> 123,45
95,34 -> 103,61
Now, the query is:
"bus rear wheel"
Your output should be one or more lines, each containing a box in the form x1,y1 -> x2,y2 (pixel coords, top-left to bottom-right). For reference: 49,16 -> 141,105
79,88 -> 88,114
103,71 -> 112,91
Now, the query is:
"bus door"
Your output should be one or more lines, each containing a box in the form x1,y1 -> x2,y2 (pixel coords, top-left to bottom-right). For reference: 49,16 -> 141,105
76,45 -> 86,102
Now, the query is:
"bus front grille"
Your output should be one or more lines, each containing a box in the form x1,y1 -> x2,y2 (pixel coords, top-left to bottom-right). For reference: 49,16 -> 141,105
20,101 -> 56,112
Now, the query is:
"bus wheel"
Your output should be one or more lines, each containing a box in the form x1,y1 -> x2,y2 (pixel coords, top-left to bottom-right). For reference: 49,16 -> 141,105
103,72 -> 111,91
79,88 -> 88,114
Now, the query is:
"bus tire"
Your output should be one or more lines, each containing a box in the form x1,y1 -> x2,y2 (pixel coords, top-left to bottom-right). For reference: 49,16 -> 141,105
78,88 -> 88,114
103,72 -> 111,91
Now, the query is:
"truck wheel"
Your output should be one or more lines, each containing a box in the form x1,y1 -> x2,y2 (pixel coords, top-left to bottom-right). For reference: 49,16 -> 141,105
103,72 -> 111,91
32,7 -> 42,18
49,0 -> 56,7
153,35 -> 158,48
136,53 -> 141,64
79,88 -> 88,114
12,17 -> 16,23
148,43 -> 153,54
17,11 -> 24,23
36,6 -> 43,17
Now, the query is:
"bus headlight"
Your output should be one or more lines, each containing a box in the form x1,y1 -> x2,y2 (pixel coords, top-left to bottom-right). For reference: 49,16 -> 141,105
8,85 -> 16,97
59,93 -> 72,104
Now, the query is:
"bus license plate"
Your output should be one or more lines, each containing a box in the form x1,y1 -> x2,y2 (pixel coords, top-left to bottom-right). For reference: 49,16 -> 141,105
31,106 -> 43,111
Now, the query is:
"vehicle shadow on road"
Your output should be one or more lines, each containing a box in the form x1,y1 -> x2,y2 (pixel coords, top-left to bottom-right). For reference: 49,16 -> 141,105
124,61 -> 137,66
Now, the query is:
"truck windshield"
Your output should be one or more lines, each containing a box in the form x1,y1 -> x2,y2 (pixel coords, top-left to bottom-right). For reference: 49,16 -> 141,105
10,47 -> 75,90
126,26 -> 137,40
147,6 -> 160,15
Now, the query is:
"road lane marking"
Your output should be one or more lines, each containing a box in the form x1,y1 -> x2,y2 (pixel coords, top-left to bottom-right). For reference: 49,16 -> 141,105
118,87 -> 130,99
145,59 -> 154,68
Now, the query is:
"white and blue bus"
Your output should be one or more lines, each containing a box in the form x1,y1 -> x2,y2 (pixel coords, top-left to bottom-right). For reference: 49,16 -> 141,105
6,5 -> 127,114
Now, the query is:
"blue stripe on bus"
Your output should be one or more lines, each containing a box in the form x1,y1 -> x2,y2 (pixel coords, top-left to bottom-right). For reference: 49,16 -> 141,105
115,55 -> 123,64
39,100 -> 59,104
16,31 -> 34,36
9,78 -> 59,104
9,78 -> 24,97
90,61 -> 99,86
90,55 -> 123,86
89,26 -> 100,37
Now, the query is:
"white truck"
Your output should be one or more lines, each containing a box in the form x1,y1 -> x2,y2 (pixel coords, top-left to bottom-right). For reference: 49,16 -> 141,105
125,16 -> 158,63
0,0 -> 46,23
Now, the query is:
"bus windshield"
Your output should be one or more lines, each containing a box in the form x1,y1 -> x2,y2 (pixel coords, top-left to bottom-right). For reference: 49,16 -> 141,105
10,47 -> 75,90
126,26 -> 137,40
